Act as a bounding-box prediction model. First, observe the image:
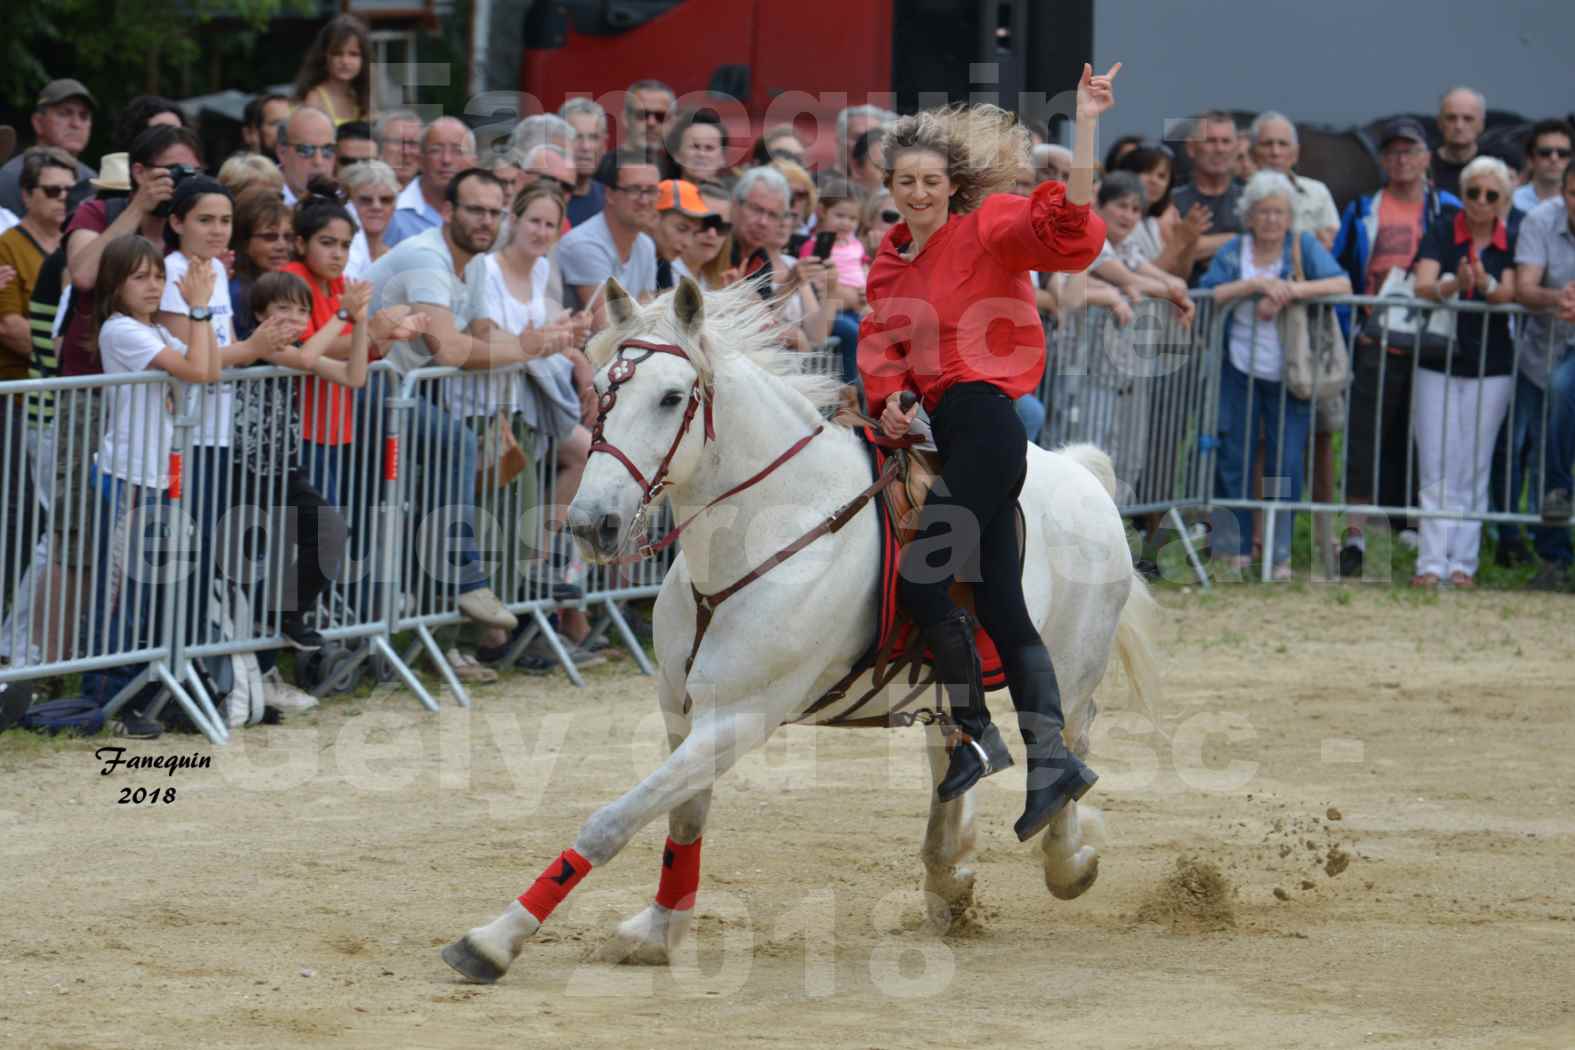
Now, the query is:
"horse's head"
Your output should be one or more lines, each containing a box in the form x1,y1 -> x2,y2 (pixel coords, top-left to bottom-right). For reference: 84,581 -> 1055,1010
568,276 -> 714,561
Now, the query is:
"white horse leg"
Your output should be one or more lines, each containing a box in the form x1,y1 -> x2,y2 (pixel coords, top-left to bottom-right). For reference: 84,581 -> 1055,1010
442,702 -> 778,983
592,788 -> 711,965
1040,797 -> 1103,900
920,723 -> 979,933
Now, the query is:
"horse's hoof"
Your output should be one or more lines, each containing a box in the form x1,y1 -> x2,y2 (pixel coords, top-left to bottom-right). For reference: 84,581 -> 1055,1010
1045,848 -> 1100,901
923,866 -> 977,934
441,935 -> 507,984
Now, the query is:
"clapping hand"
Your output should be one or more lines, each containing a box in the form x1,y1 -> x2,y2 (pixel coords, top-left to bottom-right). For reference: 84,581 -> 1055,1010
1178,203 -> 1213,243
252,313 -> 299,357
369,304 -> 428,343
339,280 -> 373,321
1076,62 -> 1121,121
178,260 -> 215,308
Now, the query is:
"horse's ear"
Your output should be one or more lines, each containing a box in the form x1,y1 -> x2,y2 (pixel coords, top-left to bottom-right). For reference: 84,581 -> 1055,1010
673,276 -> 705,336
604,277 -> 637,327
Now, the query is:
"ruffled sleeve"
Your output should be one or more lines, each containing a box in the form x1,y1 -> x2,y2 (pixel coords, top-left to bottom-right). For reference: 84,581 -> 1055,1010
974,179 -> 1107,275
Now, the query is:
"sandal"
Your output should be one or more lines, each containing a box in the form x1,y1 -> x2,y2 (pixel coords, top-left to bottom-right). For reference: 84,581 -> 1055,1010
1410,573 -> 1440,589
442,648 -> 499,684
1447,571 -> 1475,589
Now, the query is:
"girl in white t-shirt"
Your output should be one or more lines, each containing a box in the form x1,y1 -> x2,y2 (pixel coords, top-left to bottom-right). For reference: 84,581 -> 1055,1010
157,176 -> 296,648
85,234 -> 220,721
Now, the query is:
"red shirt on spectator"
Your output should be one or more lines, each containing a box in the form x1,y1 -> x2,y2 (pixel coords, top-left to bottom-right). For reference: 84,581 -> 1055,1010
60,199 -> 116,377
858,180 -> 1105,416
283,261 -> 360,446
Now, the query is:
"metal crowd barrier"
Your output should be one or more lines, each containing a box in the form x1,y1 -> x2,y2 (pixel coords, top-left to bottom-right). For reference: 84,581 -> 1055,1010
0,361 -> 672,744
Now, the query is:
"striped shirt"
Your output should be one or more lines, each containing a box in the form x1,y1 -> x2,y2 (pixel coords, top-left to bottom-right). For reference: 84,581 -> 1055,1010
25,248 -> 68,425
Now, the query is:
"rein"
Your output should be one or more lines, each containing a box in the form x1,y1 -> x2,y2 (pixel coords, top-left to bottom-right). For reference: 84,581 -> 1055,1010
586,337 -> 905,671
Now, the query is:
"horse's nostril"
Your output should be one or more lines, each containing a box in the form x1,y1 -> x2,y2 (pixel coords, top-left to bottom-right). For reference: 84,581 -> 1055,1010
597,513 -> 623,541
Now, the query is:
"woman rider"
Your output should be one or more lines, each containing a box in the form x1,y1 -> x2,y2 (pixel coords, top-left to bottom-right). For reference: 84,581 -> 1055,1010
860,64 -> 1120,841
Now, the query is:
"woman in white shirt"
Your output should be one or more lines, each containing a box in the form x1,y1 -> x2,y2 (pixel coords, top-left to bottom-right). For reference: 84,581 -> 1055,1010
467,184 -> 598,661
84,234 -> 219,729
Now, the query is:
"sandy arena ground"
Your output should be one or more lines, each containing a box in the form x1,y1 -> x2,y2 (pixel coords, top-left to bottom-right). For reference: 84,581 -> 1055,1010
3,585 -> 1573,1049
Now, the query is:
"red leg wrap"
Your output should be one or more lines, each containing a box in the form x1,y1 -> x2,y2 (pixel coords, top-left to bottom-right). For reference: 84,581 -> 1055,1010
517,848 -> 592,923
654,836 -> 703,911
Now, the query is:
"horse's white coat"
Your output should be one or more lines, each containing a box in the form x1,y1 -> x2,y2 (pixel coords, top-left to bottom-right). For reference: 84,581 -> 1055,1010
451,279 -> 1160,977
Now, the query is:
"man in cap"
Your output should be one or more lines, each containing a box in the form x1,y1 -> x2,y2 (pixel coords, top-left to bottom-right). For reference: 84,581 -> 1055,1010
651,179 -> 712,291
0,79 -> 98,217
1332,117 -> 1462,577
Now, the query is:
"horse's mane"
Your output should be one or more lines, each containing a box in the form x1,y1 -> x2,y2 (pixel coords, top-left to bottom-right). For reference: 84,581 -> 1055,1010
588,281 -> 849,419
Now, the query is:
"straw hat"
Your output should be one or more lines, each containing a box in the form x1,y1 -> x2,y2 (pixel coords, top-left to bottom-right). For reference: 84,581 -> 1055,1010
91,153 -> 131,192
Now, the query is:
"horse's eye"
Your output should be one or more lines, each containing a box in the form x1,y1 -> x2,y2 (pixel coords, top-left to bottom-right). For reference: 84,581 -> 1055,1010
660,391 -> 684,408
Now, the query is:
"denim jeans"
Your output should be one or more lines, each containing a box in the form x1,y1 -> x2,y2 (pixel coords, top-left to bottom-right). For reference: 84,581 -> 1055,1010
1214,356 -> 1312,566
1532,352 -> 1575,565
1013,394 -> 1046,444
82,474 -> 173,711
356,373 -> 487,595
831,310 -> 861,384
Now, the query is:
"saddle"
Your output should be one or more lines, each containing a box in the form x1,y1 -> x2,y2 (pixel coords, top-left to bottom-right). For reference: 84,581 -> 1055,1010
797,394 -> 1026,728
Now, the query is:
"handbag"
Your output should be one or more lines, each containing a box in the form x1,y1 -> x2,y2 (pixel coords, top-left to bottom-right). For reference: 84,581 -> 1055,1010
475,409 -> 528,497
1359,265 -> 1457,357
1278,233 -> 1351,401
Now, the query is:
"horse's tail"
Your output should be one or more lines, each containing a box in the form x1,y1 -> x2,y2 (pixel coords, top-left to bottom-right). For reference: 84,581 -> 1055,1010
1058,442 -> 1166,731
1057,442 -> 1118,502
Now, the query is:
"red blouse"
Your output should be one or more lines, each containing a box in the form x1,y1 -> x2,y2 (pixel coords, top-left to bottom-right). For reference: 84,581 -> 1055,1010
857,180 -> 1105,416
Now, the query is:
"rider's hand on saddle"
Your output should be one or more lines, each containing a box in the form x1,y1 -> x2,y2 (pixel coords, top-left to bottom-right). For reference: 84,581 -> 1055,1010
880,396 -> 920,438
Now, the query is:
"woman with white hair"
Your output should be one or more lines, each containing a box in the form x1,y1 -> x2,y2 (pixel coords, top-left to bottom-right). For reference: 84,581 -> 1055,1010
1199,169 -> 1352,578
1408,155 -> 1519,588
341,159 -> 400,278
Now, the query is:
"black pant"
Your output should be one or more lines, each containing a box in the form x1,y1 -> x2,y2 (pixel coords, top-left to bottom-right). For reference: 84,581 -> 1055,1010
898,383 -> 1039,651
224,466 -> 346,618
1346,343 -> 1413,531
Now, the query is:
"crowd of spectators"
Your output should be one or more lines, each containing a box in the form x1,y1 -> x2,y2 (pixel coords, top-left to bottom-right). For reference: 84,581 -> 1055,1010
1,20 -> 1574,736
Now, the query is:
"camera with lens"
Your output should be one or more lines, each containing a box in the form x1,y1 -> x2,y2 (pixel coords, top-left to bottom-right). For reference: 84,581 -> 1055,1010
151,164 -> 201,217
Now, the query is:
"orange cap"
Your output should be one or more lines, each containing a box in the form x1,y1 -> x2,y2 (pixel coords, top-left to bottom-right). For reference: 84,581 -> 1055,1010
656,179 -> 712,217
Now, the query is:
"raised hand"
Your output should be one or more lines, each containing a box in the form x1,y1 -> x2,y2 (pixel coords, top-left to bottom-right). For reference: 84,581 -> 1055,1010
339,279 -> 373,320
178,260 -> 215,308
1076,62 -> 1121,121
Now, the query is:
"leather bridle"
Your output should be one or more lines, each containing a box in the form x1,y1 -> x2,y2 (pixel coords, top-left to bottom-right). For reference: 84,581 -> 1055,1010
585,336 -> 902,673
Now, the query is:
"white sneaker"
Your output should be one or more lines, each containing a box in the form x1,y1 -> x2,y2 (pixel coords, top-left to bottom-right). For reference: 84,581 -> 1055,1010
263,667 -> 319,715
457,588 -> 518,630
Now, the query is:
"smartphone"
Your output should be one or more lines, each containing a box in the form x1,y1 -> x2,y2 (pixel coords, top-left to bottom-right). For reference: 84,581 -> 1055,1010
813,230 -> 838,262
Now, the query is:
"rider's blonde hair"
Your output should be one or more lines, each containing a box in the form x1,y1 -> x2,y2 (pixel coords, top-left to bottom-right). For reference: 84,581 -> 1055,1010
881,103 -> 1031,215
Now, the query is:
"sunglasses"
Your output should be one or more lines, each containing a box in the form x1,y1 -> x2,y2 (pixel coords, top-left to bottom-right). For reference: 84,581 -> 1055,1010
252,231 -> 287,242
290,143 -> 336,159
355,194 -> 397,208
634,108 -> 669,124
699,215 -> 732,234
1465,187 -> 1501,203
614,184 -> 660,201
880,209 -> 901,223
33,185 -> 71,200
1536,147 -> 1573,159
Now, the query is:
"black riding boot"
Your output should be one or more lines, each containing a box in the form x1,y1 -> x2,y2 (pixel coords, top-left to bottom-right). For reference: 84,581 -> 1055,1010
927,608 -> 1013,802
1001,644 -> 1098,842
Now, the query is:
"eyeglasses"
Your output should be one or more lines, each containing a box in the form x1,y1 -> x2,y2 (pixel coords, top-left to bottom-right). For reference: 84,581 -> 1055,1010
880,209 -> 901,223
741,200 -> 786,223
699,215 -> 732,234
290,144 -> 337,159
386,138 -> 422,152
425,144 -> 469,159
1464,187 -> 1502,203
457,203 -> 505,222
32,184 -> 71,199
614,184 -> 660,201
355,194 -> 396,208
251,231 -> 287,243
1536,147 -> 1573,159
633,108 -> 669,124
534,175 -> 576,195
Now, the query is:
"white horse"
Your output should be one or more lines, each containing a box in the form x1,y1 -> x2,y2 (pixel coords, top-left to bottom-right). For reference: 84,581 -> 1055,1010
442,277 -> 1159,981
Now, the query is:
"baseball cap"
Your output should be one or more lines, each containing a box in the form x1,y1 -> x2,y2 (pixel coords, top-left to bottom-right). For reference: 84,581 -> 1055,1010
1378,118 -> 1428,151
656,179 -> 712,218
37,78 -> 96,110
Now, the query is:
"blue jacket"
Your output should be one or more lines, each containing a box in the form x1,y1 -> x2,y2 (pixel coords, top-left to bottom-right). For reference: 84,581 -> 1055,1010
1199,230 -> 1348,360
1331,186 -> 1461,294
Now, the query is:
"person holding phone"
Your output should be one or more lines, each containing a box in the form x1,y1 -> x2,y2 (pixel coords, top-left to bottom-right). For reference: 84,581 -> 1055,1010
798,175 -> 868,380
861,67 -> 1119,842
